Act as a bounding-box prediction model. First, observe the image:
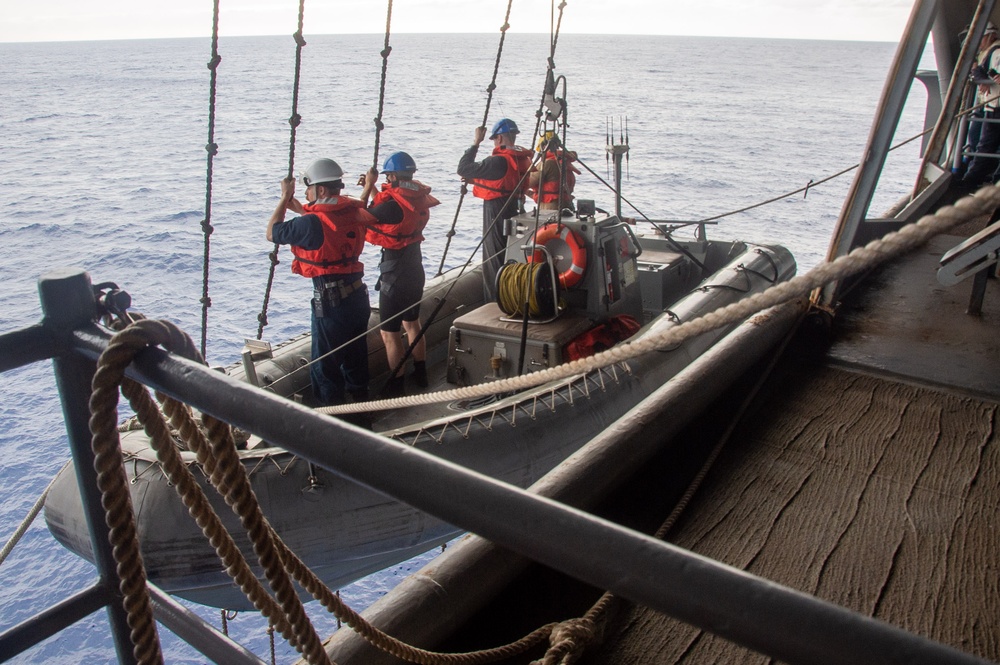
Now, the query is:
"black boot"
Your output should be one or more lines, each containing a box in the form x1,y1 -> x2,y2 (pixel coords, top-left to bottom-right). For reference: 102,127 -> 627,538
412,360 -> 428,388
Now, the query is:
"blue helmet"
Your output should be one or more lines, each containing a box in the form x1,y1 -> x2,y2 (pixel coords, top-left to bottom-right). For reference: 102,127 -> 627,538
382,151 -> 417,174
489,118 -> 519,139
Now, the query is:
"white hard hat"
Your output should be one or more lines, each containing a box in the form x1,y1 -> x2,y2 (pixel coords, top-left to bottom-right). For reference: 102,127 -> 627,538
302,158 -> 345,186
986,21 -> 998,34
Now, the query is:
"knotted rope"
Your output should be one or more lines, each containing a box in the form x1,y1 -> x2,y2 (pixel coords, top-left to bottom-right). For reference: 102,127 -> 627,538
198,0 -> 222,360
370,0 -> 394,170
437,0 -> 516,276
257,0 -> 309,340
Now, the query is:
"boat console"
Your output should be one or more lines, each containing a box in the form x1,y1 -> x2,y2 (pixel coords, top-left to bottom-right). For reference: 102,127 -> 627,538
446,209 -> 693,386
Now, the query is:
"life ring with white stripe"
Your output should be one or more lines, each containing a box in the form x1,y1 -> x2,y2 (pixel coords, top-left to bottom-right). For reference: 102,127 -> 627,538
529,223 -> 587,289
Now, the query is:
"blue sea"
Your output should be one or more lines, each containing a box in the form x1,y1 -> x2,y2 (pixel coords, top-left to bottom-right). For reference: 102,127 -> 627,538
0,33 -> 933,662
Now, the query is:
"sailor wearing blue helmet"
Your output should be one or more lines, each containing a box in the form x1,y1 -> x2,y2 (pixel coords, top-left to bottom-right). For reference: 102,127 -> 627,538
457,117 -> 533,300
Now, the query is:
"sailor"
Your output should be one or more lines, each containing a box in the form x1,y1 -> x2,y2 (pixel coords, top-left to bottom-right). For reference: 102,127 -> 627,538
962,22 -> 1000,188
527,131 -> 579,213
266,158 -> 377,407
457,118 -> 533,300
360,151 -> 440,396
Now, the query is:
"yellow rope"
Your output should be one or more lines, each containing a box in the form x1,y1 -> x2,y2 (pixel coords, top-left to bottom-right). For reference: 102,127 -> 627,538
496,262 -> 548,317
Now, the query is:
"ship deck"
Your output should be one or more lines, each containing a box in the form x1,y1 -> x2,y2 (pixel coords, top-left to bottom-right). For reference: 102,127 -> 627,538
575,232 -> 1000,662
394,229 -> 1000,664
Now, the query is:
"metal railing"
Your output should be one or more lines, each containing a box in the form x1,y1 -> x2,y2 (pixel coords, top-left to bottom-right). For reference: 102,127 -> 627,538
0,268 -> 994,665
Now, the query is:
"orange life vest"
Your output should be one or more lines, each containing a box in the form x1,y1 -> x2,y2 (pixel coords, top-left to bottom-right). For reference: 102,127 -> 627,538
291,197 -> 375,278
534,150 -> 578,204
366,180 -> 441,250
471,145 -> 532,201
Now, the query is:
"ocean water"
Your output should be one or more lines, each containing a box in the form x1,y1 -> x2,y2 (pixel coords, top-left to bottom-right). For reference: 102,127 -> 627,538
0,33 -> 933,662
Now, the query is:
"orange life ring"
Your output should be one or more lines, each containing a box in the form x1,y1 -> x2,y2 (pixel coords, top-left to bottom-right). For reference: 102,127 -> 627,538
529,223 -> 587,289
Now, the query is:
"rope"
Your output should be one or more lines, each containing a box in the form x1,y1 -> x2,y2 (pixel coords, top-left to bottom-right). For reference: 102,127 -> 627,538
89,332 -> 165,664
198,0 -> 222,360
323,183 -> 1000,416
436,0 -> 515,275
496,262 -> 549,317
371,0 -> 394,170
93,183 -> 1000,663
257,0 -> 308,340
103,320 -> 563,664
0,470 -> 63,566
93,319 -> 331,662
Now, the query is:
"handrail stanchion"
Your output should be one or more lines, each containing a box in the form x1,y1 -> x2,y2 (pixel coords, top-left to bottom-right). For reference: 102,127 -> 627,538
38,269 -> 139,665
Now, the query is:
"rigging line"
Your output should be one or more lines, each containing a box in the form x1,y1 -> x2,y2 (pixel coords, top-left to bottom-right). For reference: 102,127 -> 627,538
577,121 -> 934,230
437,0 -> 514,274
198,0 -> 222,361
562,153 -> 709,271
371,0 -> 393,170
257,0 -> 308,341
694,124 -> 934,225
270,157 -> 544,394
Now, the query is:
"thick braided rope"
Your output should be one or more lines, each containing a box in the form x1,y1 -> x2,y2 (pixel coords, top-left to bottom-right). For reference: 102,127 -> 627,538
104,319 -> 330,664
90,328 -> 169,664
142,374 -> 555,663
531,617 -> 595,665
323,186 -> 1000,416
272,533 -> 556,664
118,376 -> 299,646
190,414 -> 329,664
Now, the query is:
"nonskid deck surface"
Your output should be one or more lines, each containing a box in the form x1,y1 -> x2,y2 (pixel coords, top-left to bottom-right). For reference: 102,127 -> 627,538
582,362 -> 1000,662
580,235 -> 1000,661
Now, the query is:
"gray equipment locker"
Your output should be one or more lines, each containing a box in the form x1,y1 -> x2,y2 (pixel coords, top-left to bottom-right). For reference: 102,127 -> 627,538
446,303 -> 594,386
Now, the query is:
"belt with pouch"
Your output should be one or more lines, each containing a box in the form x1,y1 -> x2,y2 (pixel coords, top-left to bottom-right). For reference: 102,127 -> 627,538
315,278 -> 365,302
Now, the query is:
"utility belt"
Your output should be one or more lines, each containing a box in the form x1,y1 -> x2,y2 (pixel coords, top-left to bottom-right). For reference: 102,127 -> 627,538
312,278 -> 365,317
375,246 -> 418,294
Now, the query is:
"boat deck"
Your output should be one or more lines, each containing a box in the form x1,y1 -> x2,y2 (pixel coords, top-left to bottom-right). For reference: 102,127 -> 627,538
577,233 -> 1000,662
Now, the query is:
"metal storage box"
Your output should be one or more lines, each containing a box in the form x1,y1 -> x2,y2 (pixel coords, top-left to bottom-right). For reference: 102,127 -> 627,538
446,303 -> 594,386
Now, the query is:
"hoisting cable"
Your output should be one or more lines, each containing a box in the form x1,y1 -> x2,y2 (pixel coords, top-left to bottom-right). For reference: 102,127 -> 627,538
436,0 -> 515,276
516,0 -> 568,376
256,0 -> 308,340
370,0 -> 394,171
198,0 -> 222,360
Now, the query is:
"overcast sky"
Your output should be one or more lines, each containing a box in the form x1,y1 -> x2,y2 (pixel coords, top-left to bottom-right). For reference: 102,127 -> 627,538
1,0 -> 914,44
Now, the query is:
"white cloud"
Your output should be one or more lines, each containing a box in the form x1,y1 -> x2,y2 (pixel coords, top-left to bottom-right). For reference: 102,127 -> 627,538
0,0 -> 914,43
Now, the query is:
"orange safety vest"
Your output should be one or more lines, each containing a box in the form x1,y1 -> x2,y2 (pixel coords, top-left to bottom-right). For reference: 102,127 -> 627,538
366,180 -> 441,250
291,197 -> 375,278
534,150 -> 578,204
471,145 -> 532,200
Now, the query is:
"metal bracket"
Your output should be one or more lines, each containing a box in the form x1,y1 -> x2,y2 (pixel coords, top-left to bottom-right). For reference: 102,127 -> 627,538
938,219 -> 1000,286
